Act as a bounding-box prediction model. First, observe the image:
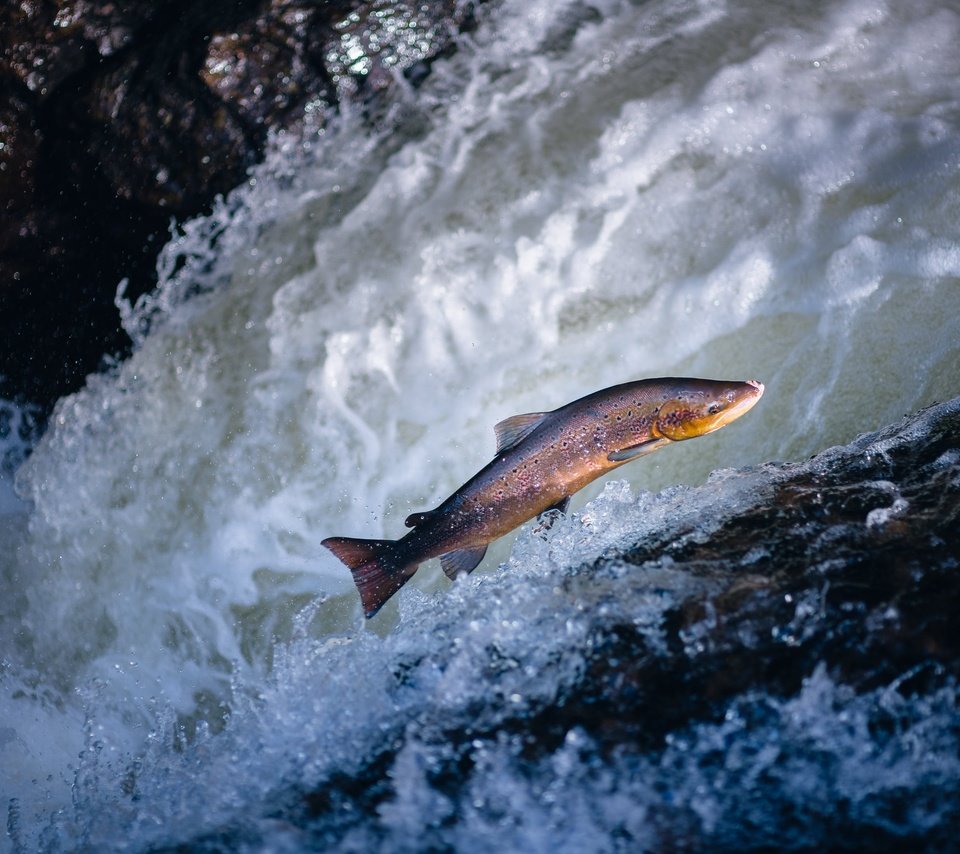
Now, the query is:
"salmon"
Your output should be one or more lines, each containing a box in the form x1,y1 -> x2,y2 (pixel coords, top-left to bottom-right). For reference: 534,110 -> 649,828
323,377 -> 764,617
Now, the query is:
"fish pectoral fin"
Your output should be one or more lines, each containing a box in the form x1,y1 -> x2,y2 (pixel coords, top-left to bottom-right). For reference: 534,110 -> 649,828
494,412 -> 550,454
405,509 -> 439,528
539,495 -> 570,518
607,438 -> 668,463
440,545 -> 488,580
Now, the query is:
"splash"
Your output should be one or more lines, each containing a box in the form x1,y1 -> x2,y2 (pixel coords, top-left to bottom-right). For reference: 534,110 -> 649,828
18,397 -> 960,850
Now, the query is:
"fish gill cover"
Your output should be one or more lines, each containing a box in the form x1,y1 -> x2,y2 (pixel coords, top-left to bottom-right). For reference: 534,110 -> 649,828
2,0 -> 960,850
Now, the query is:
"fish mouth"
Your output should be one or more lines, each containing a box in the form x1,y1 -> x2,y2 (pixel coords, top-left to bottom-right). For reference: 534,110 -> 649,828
706,380 -> 764,432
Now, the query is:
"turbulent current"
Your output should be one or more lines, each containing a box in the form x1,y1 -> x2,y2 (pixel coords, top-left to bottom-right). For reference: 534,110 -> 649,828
2,0 -> 960,850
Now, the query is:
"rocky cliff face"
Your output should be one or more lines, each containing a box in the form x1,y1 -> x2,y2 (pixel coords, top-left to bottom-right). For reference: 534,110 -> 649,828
0,0 -> 473,411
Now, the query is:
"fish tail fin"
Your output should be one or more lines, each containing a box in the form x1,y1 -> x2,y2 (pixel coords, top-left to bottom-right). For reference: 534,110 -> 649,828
322,536 -> 417,618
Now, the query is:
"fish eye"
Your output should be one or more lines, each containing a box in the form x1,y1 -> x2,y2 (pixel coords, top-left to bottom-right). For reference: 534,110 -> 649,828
707,403 -> 721,414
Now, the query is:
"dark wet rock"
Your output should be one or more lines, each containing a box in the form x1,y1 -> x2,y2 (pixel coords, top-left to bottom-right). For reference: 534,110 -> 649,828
2,1 -> 158,96
0,0 -> 474,415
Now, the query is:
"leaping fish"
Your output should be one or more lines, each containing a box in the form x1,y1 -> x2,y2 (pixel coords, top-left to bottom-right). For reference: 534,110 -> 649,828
323,377 -> 764,617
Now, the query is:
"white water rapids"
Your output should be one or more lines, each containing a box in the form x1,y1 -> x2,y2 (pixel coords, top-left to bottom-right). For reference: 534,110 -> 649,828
2,0 -> 960,848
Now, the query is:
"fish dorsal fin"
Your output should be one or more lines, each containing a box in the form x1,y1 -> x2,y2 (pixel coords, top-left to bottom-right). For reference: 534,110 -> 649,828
405,509 -> 439,528
440,545 -> 488,580
494,412 -> 549,454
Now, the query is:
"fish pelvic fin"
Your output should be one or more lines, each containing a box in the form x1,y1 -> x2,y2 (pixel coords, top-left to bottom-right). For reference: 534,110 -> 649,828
542,496 -> 571,516
322,536 -> 417,618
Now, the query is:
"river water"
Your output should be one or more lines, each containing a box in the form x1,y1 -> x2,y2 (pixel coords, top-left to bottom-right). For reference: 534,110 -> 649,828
2,0 -> 960,849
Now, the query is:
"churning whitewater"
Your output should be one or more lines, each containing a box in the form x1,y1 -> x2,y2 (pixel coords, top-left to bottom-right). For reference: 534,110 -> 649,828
3,0 -> 960,849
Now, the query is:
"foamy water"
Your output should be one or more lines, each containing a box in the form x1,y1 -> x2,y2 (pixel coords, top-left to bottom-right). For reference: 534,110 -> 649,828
3,0 -> 960,848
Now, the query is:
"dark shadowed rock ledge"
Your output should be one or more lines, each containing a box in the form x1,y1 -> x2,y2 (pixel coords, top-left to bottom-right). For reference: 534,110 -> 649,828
0,0 -> 475,415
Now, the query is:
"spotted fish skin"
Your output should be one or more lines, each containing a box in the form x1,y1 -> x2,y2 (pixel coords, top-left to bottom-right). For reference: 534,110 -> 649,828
323,377 -> 764,617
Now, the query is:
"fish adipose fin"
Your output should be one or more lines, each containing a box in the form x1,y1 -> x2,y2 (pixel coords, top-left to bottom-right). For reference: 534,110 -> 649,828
494,412 -> 549,454
440,545 -> 488,580
607,438 -> 669,463
322,536 -> 416,618
405,509 -> 439,528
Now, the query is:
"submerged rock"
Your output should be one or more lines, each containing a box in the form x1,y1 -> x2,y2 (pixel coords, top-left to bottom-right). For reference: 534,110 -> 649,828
53,397 -> 960,851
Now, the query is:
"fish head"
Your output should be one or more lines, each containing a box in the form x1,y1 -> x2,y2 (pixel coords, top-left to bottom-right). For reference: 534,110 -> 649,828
653,379 -> 764,441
